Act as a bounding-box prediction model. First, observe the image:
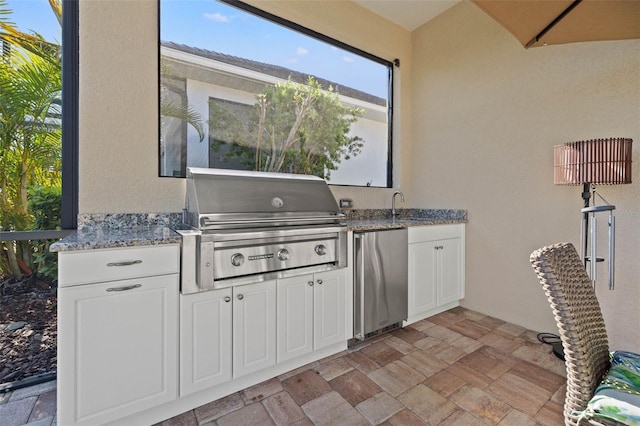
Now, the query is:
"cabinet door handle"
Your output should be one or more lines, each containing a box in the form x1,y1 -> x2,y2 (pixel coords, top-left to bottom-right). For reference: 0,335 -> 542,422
317,279 -> 323,285
308,281 -> 314,287
224,296 -> 231,303
107,260 -> 142,267
106,284 -> 142,292
237,294 -> 244,300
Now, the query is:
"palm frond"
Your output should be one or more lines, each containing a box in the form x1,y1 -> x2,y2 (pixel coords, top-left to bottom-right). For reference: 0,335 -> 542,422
161,100 -> 206,142
48,0 -> 62,27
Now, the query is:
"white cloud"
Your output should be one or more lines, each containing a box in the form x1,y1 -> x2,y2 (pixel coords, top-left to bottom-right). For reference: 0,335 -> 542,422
297,47 -> 309,55
343,56 -> 355,63
203,13 -> 229,23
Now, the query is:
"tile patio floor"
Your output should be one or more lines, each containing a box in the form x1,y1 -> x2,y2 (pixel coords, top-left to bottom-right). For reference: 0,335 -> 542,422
0,378 -> 56,426
158,307 -> 566,425
0,306 -> 567,425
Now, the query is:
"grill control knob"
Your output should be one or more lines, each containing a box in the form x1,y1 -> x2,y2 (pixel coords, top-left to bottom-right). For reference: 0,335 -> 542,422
277,248 -> 290,261
230,253 -> 245,267
315,244 -> 327,256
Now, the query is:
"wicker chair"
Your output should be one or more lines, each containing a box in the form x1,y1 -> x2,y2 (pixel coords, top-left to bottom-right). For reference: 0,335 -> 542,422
530,242 -> 639,426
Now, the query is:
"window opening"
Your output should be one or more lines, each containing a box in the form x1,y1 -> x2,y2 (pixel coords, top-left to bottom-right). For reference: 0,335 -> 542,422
160,0 -> 393,187
0,0 -> 78,390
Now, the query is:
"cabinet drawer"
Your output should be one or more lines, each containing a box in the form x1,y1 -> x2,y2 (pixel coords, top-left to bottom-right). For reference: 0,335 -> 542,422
408,224 -> 464,244
58,244 -> 179,287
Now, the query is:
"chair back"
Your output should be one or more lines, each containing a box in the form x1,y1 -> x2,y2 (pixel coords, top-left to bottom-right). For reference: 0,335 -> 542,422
530,242 -> 611,426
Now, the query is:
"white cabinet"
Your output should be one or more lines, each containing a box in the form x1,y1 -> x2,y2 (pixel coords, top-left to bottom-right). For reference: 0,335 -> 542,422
277,269 -> 345,363
232,280 -> 277,378
180,280 -> 277,396
57,245 -> 179,426
180,288 -> 232,396
407,224 -> 465,324
313,269 -> 346,350
277,275 -> 314,362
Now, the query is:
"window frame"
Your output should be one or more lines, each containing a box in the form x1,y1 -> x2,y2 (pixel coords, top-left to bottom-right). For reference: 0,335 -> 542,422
159,0 -> 395,188
61,0 -> 79,230
0,0 -> 79,242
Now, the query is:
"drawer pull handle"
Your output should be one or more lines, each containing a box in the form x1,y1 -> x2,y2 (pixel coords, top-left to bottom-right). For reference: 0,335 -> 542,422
106,284 -> 142,292
107,260 -> 143,267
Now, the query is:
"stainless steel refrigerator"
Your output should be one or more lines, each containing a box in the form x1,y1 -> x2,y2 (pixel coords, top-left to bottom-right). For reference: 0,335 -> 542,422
353,228 -> 408,341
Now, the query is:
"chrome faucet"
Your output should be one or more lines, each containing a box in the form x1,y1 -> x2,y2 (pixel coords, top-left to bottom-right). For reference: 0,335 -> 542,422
391,191 -> 404,217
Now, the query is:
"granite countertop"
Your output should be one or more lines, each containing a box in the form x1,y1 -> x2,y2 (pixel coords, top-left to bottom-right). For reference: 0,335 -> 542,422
344,209 -> 466,232
345,217 -> 464,232
49,225 -> 181,252
50,209 -> 466,252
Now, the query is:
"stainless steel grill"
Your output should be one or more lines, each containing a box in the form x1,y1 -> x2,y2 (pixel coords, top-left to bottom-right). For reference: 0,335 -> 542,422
178,168 -> 347,294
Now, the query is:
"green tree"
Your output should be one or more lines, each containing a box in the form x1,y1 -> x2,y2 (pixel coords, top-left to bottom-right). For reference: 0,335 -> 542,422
211,76 -> 364,179
0,0 -> 62,279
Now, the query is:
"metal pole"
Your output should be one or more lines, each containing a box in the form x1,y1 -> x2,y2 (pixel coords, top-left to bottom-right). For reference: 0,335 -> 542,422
580,183 -> 591,266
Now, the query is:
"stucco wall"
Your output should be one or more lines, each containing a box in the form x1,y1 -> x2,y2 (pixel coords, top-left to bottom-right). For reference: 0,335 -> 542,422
410,1 -> 640,351
78,0 -> 639,350
78,0 -> 412,213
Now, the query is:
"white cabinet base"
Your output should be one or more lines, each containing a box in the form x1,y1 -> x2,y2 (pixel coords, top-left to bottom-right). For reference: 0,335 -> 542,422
109,341 -> 346,426
406,224 -> 465,327
58,274 -> 178,426
180,289 -> 232,396
404,300 -> 460,327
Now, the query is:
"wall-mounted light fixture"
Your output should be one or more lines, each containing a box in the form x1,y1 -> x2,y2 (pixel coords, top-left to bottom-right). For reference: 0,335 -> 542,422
554,138 -> 632,290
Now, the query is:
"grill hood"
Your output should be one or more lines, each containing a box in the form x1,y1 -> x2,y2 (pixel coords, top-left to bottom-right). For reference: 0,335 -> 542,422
184,167 -> 343,230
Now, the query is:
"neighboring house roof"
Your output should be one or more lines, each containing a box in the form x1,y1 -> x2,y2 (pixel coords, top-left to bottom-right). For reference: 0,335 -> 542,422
161,41 -> 387,107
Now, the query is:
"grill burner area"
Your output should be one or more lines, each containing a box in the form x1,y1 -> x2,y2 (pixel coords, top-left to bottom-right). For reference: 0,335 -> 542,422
178,168 -> 347,294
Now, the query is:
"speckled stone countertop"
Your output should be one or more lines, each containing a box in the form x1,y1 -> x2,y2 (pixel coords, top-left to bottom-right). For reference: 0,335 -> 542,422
49,209 -> 466,252
344,209 -> 466,232
49,226 -> 181,252
50,213 -> 183,252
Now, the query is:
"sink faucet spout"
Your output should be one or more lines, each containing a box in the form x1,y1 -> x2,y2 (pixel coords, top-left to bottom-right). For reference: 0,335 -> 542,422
392,191 -> 405,217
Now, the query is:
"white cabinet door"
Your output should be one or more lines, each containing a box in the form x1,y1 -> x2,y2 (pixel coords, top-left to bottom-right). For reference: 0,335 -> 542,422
180,288 -> 232,396
408,241 -> 438,316
277,274 -> 314,363
233,280 -> 277,378
438,237 -> 464,306
58,274 -> 178,426
277,269 -> 346,362
407,224 -> 465,323
313,269 -> 346,350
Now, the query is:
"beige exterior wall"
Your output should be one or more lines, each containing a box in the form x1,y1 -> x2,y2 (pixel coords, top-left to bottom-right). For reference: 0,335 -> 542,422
78,0 -> 638,350
78,0 -> 412,213
410,2 -> 640,351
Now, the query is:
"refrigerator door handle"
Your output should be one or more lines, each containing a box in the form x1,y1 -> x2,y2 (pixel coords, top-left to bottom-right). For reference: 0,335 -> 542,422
354,233 -> 366,341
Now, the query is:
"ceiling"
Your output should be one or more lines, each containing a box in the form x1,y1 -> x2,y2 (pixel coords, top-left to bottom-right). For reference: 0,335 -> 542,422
353,0 -> 640,48
354,0 -> 463,31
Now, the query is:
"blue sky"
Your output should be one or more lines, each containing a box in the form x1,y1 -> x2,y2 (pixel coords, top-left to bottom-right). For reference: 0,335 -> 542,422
161,1 -> 389,98
7,0 -> 389,99
6,0 -> 60,43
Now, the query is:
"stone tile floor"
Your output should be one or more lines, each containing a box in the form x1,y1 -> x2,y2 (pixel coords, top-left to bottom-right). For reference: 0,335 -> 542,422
158,307 -> 566,425
0,378 -> 56,426
0,306 -> 567,425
